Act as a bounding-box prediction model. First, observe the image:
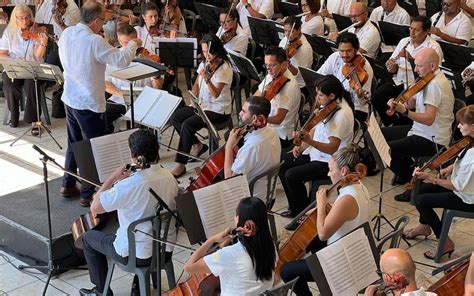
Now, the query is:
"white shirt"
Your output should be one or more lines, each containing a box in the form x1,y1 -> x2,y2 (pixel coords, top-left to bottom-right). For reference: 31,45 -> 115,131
231,126 -> 280,200
197,61 -> 233,115
135,25 -> 158,53
35,0 -> 80,36
401,288 -> 437,296
327,182 -> 370,244
322,0 -> 355,33
348,21 -> 381,58
257,69 -> 301,140
431,10 -> 472,43
408,70 -> 454,146
301,14 -> 324,36
305,99 -> 354,162
100,165 -> 179,258
203,241 -> 274,295
464,0 -> 474,37
10,0 -> 33,4
278,35 -> 313,88
0,27 -> 38,61
390,36 -> 443,86
451,148 -> 474,204
317,52 -> 374,113
216,25 -> 249,56
369,4 -> 411,53
236,0 -> 274,36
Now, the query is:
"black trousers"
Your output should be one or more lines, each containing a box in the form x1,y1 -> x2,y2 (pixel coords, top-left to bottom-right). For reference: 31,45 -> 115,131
382,125 -> 442,182
279,153 -> 329,214
171,106 -> 229,164
371,83 -> 412,127
415,183 -> 474,238
2,72 -> 43,126
105,101 -> 126,134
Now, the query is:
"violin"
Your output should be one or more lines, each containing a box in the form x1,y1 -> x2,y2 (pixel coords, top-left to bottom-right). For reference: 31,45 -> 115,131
342,55 -> 369,99
21,23 -> 52,42
263,74 -> 290,101
220,28 -> 237,44
287,38 -> 302,60
274,163 -> 367,283
387,71 -> 435,116
203,57 -> 224,82
104,3 -> 131,22
293,100 -> 339,146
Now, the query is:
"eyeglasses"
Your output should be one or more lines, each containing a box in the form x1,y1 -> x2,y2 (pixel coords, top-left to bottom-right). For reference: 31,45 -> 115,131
15,15 -> 31,21
442,2 -> 452,6
263,63 -> 281,70
349,11 -> 365,18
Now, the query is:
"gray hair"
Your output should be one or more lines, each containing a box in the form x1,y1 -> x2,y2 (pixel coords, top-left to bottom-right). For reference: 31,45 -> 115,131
80,1 -> 104,25
332,143 -> 360,171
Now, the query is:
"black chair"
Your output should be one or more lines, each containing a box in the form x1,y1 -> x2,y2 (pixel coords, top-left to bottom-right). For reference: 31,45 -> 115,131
376,215 -> 410,254
260,276 -> 299,295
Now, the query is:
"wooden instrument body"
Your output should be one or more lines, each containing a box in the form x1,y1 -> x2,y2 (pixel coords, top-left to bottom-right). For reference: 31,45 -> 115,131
428,259 -> 469,295
264,75 -> 290,101
293,100 -> 338,146
342,55 -> 369,94
71,211 -> 118,249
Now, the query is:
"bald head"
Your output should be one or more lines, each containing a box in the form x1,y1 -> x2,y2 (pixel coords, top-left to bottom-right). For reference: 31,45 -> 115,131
351,2 -> 367,13
414,48 -> 439,77
350,2 -> 368,27
380,248 -> 416,280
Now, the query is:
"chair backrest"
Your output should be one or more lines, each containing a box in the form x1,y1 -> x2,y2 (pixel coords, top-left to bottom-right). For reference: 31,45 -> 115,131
249,161 -> 284,210
232,71 -> 242,124
246,38 -> 257,61
376,215 -> 410,254
182,9 -> 197,35
352,118 -> 361,141
295,93 -> 306,130
260,276 -> 299,295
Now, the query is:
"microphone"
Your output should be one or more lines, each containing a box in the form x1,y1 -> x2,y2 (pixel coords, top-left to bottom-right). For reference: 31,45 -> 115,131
32,145 -> 55,162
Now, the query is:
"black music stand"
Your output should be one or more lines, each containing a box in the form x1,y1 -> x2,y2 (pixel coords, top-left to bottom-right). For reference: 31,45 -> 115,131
304,33 -> 337,60
299,66 -> 324,101
439,41 -> 474,72
398,0 -> 419,16
378,21 -> 410,46
248,16 -> 284,47
194,1 -> 221,32
364,55 -> 395,87
278,0 -> 301,17
333,14 -> 352,32
228,50 -> 261,82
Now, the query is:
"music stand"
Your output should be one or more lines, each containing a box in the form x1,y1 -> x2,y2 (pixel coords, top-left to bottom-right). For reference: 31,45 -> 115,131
398,0 -> 419,16
333,14 -> 352,32
228,50 -> 261,82
304,33 -> 337,60
299,67 -> 324,102
364,55 -> 395,87
193,1 -> 221,32
248,16 -> 284,47
378,21 -> 410,46
187,90 -> 220,145
439,41 -> 474,72
278,0 -> 301,17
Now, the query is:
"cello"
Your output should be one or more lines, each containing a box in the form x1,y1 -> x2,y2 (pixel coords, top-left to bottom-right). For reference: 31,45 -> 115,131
428,254 -> 471,295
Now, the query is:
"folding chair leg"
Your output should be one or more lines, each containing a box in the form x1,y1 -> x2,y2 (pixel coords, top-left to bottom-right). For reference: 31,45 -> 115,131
268,213 -> 278,247
165,261 -> 176,289
138,271 -> 151,296
103,262 -> 115,296
435,211 -> 453,263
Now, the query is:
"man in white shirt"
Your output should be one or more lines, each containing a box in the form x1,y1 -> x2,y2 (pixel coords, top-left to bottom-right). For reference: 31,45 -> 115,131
35,0 -> 80,37
430,0 -> 472,44
230,0 -> 273,37
320,0 -> 356,33
58,1 -> 142,206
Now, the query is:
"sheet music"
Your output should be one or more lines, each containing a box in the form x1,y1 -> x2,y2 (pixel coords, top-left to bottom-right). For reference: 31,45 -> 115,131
219,176 -> 251,222
141,92 -> 182,129
316,228 -> 379,296
124,86 -> 162,122
108,63 -> 158,81
367,114 -> 392,168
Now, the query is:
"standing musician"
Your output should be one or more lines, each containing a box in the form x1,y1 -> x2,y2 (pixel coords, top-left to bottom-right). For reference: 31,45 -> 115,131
317,32 -> 374,124
254,46 -> 301,149
300,0 -> 324,36
170,35 -> 233,178
159,0 -> 187,37
279,75 -> 355,219
229,0 -> 274,36
35,0 -> 80,36
134,2 -> 160,52
372,16 -> 443,127
382,48 -> 454,201
224,96 -> 280,200
58,1 -> 142,206
319,0 -> 355,34
183,197 -> 276,294
430,0 -> 472,45
403,105 -> 474,260
216,8 -> 248,56
0,4 -> 48,132
79,129 -> 179,296
280,144 -> 371,296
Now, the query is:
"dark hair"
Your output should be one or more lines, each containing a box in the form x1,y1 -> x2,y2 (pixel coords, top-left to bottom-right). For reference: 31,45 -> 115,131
247,96 -> 271,117
128,129 -> 160,165
80,1 -> 104,25
336,32 -> 360,50
219,7 -> 240,23
141,2 -> 159,15
117,23 -> 137,36
283,15 -> 302,30
264,46 -> 287,63
201,34 -> 231,64
411,15 -> 431,31
236,197 -> 276,281
317,74 -> 355,111
303,0 -> 320,13
456,105 -> 474,125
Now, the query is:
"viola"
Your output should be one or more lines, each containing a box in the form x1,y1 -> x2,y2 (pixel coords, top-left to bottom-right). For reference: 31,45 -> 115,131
387,71 -> 435,116
287,38 -> 302,59
21,24 -> 51,41
428,257 -> 469,295
263,74 -> 290,101
342,55 -> 369,97
274,163 -> 367,283
220,28 -> 237,44
203,57 -> 224,82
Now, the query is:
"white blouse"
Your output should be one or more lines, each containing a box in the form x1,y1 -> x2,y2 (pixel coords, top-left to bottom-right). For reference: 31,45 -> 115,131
451,147 -> 474,204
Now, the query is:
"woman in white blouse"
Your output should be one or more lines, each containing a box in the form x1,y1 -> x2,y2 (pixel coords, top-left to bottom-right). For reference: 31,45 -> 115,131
134,2 -> 159,52
301,0 -> 324,36
405,105 -> 474,260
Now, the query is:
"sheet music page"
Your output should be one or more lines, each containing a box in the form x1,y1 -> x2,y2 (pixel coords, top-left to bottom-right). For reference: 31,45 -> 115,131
142,92 -> 182,130
124,86 -> 161,122
193,185 -> 226,238
367,114 -> 392,168
218,175 -> 250,223
316,228 -> 379,296
108,63 -> 158,81
90,129 -> 136,183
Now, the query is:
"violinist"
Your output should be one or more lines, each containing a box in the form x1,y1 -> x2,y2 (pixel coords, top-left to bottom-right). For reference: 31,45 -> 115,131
300,0 -> 324,36
382,48 -> 454,202
403,105 -> 474,260
224,96 -> 280,200
280,144 -> 371,295
35,0 -> 80,36
317,32 -> 374,123
0,4 -> 48,131
79,129 -> 179,296
372,16 -> 444,127
279,75 -> 354,219
183,197 -> 276,294
159,0 -> 187,37
254,46 -> 301,149
216,8 -> 248,55
230,0 -> 274,36
170,35 -> 233,178
134,2 -> 160,52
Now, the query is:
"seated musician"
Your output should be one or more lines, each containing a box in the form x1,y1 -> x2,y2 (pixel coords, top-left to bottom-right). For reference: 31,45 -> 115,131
280,144 -> 371,295
230,0 -> 274,37
319,0 -> 355,34
403,105 -> 474,260
300,0 -> 324,36
317,32 -> 374,124
159,0 -> 187,37
183,197 -> 276,294
254,46 -> 301,150
170,34 -> 233,178
372,16 -> 444,127
134,2 -> 160,52
216,8 -> 248,56
224,96 -> 280,200
364,248 -> 437,296
0,4 -> 48,134
382,48 -> 454,201
35,0 -> 80,36
279,75 -> 354,219
430,0 -> 472,45
79,129 -> 179,296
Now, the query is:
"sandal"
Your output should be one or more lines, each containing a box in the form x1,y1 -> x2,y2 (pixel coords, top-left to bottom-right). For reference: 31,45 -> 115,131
423,248 -> 454,260
403,226 -> 432,239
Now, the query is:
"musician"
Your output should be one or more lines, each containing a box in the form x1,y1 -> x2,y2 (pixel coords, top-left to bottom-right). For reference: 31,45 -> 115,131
79,129 -> 179,296
372,16 -> 444,127
280,144 -> 371,295
0,4 -> 48,131
300,0 -> 324,36
382,48 -> 454,200
170,35 -> 233,178
278,16 -> 313,93
183,197 -> 276,294
58,1 -> 142,206
159,0 -> 187,36
224,96 -> 280,200
430,0 -> 472,45
462,61 -> 474,106
254,46 -> 301,149
230,0 -> 274,36
466,252 -> 474,294
35,0 -> 80,36
364,248 -> 437,296
319,0 -> 356,34
317,32 -> 374,124
134,2 -> 160,52
216,8 -> 248,56
402,105 -> 473,260
279,75 -> 354,218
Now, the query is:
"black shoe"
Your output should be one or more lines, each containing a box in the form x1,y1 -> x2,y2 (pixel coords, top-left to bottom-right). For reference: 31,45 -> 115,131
391,175 -> 410,186
172,168 -> 187,179
394,190 -> 411,202
79,197 -> 92,207
188,144 -> 209,163
280,210 -> 295,218
79,287 -> 108,296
